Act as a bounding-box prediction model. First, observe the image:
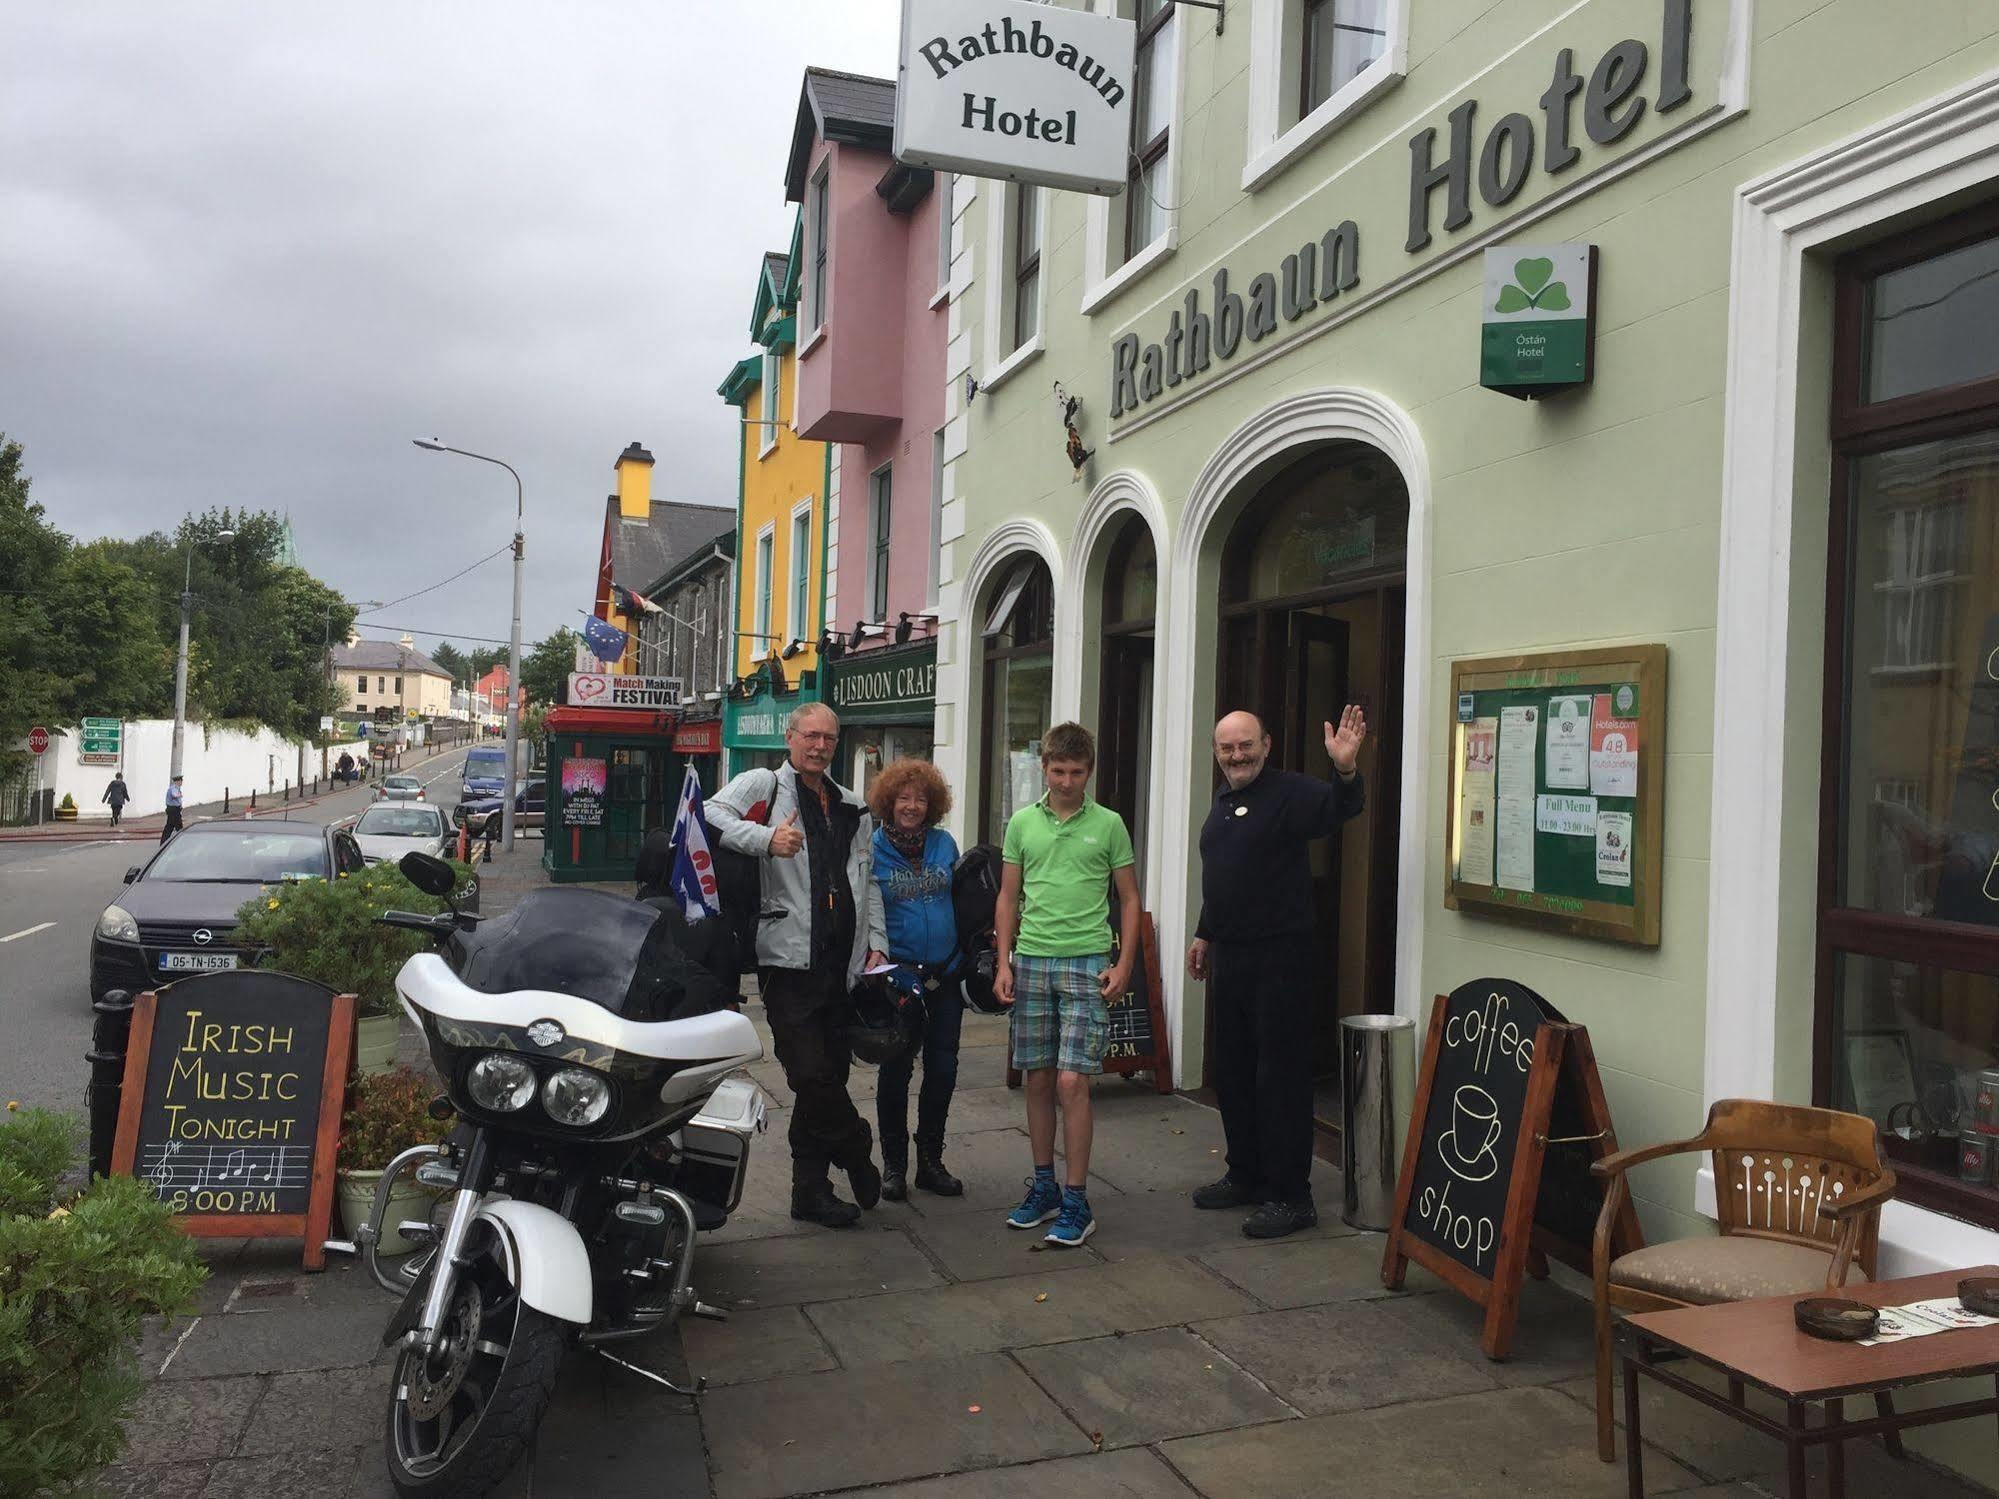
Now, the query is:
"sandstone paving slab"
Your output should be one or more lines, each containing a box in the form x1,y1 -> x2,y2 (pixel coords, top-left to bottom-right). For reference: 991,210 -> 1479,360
1014,1326 -> 1296,1448
807,1254 -> 1256,1367
531,1348 -> 710,1499
200,1442 -> 400,1498
91,1463 -> 211,1498
117,1373 -> 263,1465
1375,1272 -> 1599,1387
908,1208 -> 1105,1282
857,1447 -> 1198,1497
702,1223 -> 945,1309
1160,1385 -> 1704,1498
223,1258 -> 402,1316
1191,1299 -> 1500,1415
235,1364 -> 385,1456
681,1303 -> 840,1386
700,1352 -> 1093,1499
893,1128 -> 1099,1219
1197,1231 -> 1444,1308
1083,1185 -> 1353,1267
159,1302 -> 392,1379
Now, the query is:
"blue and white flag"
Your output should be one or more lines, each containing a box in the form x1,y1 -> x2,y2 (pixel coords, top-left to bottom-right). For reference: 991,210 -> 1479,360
669,766 -> 722,922
582,612 -> 628,664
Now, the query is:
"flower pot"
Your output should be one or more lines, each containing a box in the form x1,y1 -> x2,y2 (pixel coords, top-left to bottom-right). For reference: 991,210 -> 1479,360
353,1013 -> 400,1076
53,804 -> 78,821
337,1169 -> 434,1256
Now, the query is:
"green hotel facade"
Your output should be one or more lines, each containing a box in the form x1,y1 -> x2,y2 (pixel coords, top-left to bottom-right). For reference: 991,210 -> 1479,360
934,0 -> 1999,1442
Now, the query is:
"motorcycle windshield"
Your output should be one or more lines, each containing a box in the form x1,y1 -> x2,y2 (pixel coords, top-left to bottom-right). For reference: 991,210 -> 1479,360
451,888 -> 695,1021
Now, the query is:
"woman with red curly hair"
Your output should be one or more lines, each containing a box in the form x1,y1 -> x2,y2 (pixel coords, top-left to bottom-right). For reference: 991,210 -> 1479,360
867,757 -> 964,1200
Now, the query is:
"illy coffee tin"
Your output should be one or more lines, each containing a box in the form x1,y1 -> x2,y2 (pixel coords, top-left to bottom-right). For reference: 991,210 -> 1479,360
1960,1128 -> 1996,1186
1977,1069 -> 1999,1131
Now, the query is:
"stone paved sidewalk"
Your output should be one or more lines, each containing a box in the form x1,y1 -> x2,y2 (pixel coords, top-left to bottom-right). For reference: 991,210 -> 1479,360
100,848 -> 1997,1496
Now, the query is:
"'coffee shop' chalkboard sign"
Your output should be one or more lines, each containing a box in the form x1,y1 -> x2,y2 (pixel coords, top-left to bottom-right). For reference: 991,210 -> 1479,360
112,970 -> 353,1270
1380,977 -> 1638,1358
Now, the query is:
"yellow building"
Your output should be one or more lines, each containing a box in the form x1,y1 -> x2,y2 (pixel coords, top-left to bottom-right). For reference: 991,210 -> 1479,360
719,223 -> 831,773
331,633 -> 456,721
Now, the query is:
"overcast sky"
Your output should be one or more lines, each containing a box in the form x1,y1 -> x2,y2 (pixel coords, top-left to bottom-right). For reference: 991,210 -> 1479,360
1,2 -> 900,655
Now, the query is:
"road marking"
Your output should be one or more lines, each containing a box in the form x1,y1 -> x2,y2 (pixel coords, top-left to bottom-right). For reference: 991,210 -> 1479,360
1,921 -> 56,942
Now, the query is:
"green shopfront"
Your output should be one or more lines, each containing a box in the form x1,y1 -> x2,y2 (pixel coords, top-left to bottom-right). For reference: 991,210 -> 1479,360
723,662 -> 822,779
825,640 -> 938,799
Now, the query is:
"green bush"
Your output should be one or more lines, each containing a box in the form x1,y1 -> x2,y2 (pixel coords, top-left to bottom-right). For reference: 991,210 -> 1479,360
337,1067 -> 448,1174
232,859 -> 476,1018
0,1108 -> 205,1495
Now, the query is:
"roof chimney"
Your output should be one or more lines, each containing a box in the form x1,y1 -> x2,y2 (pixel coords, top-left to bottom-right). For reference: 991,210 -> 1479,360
616,441 -> 655,520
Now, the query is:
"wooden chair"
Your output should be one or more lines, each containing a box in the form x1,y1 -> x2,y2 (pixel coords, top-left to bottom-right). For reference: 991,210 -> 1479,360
1588,1099 -> 1898,1462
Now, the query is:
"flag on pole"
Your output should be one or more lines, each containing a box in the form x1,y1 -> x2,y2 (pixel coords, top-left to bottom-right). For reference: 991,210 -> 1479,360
582,613 -> 629,664
669,766 -> 723,921
613,582 -> 663,616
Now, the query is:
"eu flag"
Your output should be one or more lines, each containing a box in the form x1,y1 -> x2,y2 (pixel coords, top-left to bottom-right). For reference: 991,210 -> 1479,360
582,613 -> 628,664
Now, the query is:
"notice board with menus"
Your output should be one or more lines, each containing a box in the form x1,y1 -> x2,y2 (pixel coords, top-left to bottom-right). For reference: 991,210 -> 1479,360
1444,644 -> 1665,946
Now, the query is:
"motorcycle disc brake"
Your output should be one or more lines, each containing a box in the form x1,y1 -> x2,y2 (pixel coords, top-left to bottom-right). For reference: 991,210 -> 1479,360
405,1283 -> 484,1421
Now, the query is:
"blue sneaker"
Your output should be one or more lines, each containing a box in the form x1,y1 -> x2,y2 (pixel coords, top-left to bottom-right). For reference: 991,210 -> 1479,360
1044,1190 -> 1095,1248
1007,1175 -> 1062,1229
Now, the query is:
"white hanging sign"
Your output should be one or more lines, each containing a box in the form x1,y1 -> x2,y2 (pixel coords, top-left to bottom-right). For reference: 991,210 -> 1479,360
895,0 -> 1137,195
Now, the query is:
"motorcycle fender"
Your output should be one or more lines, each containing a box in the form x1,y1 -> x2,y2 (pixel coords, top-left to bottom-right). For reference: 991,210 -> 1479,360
476,1200 -> 592,1325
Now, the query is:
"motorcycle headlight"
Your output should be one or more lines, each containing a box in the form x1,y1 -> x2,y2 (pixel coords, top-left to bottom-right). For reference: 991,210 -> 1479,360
466,1053 -> 536,1113
541,1067 -> 612,1127
96,904 -> 139,943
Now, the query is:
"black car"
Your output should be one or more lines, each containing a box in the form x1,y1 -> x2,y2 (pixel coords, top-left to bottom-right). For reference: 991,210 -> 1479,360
89,819 -> 367,1001
460,777 -> 546,835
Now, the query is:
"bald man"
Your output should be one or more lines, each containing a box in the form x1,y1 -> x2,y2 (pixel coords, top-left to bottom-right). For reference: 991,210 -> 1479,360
1187,706 -> 1367,1238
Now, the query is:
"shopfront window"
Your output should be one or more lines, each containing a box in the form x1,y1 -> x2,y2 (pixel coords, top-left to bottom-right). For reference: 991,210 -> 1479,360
981,557 -> 1054,845
1823,204 -> 1999,1224
1223,443 -> 1409,603
1099,520 -> 1157,876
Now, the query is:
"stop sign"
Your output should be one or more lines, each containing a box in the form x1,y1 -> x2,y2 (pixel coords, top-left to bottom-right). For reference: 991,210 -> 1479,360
26,726 -> 49,756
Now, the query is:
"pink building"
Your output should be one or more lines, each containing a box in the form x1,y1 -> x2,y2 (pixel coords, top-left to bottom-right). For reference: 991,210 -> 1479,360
784,68 -> 952,782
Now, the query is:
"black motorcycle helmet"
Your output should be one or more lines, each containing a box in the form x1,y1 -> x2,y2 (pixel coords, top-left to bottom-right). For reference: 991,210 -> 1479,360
958,948 -> 1005,1015
848,970 -> 923,1066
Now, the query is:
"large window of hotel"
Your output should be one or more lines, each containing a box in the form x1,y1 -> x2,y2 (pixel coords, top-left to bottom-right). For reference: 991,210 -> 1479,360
759,351 -> 780,456
1301,0 -> 1388,115
807,165 -> 830,334
1011,185 -> 1042,353
979,556 -> 1055,844
1096,520 -> 1158,875
869,465 -> 893,620
935,173 -> 954,296
753,526 -> 775,649
1821,203 -> 1999,1226
1243,0 -> 1404,191
789,505 -> 811,644
1123,0 -> 1174,262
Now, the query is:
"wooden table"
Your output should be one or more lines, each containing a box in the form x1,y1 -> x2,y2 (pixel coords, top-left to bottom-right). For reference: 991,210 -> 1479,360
1620,1265 -> 1999,1497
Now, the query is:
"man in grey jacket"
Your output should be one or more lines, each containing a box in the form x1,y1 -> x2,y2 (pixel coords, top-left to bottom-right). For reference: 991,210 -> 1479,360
709,703 -> 889,1228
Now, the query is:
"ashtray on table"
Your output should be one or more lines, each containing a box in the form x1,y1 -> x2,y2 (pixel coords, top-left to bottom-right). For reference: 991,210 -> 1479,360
1794,1297 -> 1879,1341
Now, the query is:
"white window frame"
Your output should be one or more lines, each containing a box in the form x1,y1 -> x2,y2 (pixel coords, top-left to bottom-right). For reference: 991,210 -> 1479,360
869,463 -> 893,622
753,523 -> 775,648
789,498 -> 813,645
928,427 -> 946,610
806,163 -> 831,341
982,182 -> 1046,388
932,173 -> 955,308
759,349 -> 781,458
1081,0 -> 1186,315
1241,0 -> 1408,194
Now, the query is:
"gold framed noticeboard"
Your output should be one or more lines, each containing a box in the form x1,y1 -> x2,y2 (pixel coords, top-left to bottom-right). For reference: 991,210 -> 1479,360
1444,644 -> 1665,946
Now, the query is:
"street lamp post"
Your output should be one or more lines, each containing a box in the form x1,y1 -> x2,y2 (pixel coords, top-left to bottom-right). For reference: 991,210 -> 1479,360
414,440 -> 524,852
168,527 -> 235,785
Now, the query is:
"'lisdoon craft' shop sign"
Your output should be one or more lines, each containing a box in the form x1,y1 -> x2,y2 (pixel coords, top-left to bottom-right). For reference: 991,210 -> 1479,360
828,643 -> 938,721
895,0 -> 1136,195
1110,0 -> 1703,419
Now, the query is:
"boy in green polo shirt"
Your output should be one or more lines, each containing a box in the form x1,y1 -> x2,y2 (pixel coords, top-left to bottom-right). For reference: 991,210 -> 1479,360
994,722 -> 1141,1246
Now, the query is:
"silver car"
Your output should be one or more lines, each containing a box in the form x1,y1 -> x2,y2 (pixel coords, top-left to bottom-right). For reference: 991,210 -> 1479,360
375,773 -> 426,802
352,802 -> 454,864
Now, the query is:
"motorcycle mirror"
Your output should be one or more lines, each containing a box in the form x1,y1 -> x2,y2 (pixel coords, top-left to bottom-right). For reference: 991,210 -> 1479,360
399,851 -> 458,899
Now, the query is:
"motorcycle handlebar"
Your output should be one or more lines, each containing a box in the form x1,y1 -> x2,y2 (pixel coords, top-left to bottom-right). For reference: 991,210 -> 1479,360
376,910 -> 454,939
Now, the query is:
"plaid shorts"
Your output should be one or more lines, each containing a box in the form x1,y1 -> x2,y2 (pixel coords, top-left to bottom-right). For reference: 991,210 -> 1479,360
1009,952 -> 1113,1074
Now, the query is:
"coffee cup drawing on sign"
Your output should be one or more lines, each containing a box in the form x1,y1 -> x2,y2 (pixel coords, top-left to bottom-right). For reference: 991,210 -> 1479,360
1437,1083 -> 1502,1182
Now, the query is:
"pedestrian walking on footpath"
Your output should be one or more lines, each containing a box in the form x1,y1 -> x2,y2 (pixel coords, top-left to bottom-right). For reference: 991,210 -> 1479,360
995,722 -> 1140,1248
867,758 -> 965,1202
102,772 -> 129,827
159,774 -> 185,843
1187,706 -> 1368,1239
709,703 -> 889,1229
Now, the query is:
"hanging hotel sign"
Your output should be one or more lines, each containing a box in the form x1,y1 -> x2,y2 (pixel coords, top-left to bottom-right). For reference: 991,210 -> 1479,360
1480,244 -> 1596,397
895,0 -> 1136,195
568,672 -> 685,709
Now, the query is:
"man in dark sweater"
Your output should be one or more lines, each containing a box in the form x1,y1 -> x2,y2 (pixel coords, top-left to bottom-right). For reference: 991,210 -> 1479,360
1187,706 -> 1367,1238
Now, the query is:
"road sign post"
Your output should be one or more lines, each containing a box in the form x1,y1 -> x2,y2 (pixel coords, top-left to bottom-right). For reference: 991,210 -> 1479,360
79,716 -> 122,767
27,726 -> 48,826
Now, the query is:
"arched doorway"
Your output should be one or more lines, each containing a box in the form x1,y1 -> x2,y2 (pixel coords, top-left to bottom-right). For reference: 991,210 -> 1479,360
978,554 -> 1055,845
1096,517 -> 1157,874
1215,440 -> 1408,1131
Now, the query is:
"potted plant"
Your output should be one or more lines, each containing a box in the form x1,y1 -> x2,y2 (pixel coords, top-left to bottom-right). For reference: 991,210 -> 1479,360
0,1106 -> 205,1494
336,1066 -> 449,1254
232,858 -> 476,1075
53,792 -> 78,821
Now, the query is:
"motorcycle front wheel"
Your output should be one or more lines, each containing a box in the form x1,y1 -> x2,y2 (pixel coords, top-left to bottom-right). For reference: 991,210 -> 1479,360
385,1242 -> 567,1499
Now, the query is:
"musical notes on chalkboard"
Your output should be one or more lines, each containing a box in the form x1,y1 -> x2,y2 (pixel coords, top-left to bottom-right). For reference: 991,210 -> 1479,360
141,1141 -> 311,1195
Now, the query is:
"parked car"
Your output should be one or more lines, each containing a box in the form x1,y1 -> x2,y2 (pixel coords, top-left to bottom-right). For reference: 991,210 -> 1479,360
375,773 -> 426,801
351,802 -> 455,864
89,819 -> 364,1001
457,744 -> 512,814
461,778 -> 545,835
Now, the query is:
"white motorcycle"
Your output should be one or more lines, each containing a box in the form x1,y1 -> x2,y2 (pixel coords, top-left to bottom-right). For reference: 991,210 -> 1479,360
329,853 -> 763,1498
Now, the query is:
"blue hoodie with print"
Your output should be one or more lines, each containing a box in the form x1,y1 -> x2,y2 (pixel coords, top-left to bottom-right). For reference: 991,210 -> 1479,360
871,825 -> 961,968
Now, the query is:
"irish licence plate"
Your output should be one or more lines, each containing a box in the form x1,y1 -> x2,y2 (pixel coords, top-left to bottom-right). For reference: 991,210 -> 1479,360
160,952 -> 238,972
